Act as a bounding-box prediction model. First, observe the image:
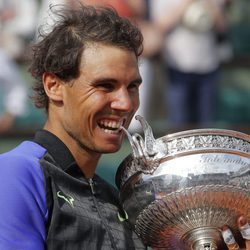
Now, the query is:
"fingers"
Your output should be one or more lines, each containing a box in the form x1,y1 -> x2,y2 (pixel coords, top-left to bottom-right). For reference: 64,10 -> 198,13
237,215 -> 250,250
221,225 -> 240,250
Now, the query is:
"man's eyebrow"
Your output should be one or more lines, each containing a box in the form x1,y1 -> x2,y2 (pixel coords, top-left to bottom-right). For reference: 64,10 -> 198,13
93,78 -> 118,84
132,77 -> 142,84
93,77 -> 142,84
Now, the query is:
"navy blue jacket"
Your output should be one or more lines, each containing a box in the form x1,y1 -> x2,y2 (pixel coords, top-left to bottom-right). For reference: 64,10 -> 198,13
0,130 -> 145,250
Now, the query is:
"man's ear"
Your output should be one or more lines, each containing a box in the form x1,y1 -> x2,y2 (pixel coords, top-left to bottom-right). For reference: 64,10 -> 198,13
43,72 -> 63,102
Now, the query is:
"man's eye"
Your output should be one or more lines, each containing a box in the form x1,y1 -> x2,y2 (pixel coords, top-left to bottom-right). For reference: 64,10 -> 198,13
128,83 -> 140,91
97,83 -> 114,91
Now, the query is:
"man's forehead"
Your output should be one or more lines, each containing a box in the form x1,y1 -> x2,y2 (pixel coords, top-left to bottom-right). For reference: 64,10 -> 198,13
81,42 -> 136,59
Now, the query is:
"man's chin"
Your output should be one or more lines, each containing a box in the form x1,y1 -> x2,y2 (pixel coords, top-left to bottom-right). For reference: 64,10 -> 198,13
99,144 -> 122,154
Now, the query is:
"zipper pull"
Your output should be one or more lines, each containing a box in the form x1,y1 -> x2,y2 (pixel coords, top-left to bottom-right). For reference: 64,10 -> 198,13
88,178 -> 95,194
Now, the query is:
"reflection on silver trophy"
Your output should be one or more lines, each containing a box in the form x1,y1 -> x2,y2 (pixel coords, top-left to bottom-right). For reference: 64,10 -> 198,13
116,116 -> 250,250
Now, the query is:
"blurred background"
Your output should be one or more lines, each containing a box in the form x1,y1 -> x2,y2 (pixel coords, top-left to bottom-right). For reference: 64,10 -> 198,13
0,0 -> 250,186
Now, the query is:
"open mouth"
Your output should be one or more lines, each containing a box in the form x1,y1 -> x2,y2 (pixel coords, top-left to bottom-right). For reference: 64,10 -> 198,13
98,119 -> 125,134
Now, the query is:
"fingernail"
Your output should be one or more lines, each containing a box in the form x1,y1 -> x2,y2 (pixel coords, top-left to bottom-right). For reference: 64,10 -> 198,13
238,216 -> 250,240
221,227 -> 236,245
237,215 -> 247,227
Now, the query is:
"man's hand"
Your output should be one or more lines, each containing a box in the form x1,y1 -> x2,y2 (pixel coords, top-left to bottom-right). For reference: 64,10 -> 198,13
221,215 -> 250,250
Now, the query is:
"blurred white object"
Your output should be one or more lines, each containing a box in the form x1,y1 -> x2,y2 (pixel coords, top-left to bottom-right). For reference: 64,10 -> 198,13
182,1 -> 214,32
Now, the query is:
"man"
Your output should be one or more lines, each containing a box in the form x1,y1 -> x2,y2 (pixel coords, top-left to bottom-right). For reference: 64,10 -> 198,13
0,3 -> 145,249
0,3 -> 248,250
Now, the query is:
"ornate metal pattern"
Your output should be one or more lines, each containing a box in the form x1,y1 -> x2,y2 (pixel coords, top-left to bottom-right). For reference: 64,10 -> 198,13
118,133 -> 250,187
116,119 -> 250,250
134,185 -> 249,249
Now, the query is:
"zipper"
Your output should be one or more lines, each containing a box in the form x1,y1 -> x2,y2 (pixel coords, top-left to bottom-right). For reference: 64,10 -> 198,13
88,178 -> 118,250
88,178 -> 95,194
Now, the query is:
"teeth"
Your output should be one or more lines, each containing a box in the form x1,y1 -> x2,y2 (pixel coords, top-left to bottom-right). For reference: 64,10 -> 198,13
98,119 -> 124,134
99,120 -> 122,129
103,128 -> 119,134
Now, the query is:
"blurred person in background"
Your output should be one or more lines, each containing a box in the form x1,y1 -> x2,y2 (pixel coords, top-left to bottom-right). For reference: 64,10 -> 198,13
0,0 -> 38,134
0,0 -> 38,60
0,49 -> 27,134
150,0 -> 230,129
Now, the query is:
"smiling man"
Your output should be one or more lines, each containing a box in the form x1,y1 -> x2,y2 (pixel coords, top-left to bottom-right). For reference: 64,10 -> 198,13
0,3 -> 145,250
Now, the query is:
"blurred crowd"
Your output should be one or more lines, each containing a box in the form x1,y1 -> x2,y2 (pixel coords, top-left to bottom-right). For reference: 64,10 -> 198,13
0,0 -> 38,134
0,0 -> 243,135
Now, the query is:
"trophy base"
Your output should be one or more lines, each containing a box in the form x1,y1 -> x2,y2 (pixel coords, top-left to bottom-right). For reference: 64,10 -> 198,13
132,184 -> 248,249
182,227 -> 220,250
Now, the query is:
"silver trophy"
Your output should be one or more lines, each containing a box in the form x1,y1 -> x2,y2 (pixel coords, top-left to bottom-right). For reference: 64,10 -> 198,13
116,116 -> 250,250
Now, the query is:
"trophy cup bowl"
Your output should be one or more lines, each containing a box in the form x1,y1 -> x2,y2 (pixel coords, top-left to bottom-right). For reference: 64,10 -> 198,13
116,116 -> 250,250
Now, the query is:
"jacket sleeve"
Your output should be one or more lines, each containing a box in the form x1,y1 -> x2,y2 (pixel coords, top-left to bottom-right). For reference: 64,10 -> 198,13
0,147 -> 48,250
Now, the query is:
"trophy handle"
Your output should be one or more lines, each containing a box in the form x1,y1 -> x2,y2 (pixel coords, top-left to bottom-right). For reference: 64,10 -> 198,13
121,115 -> 167,174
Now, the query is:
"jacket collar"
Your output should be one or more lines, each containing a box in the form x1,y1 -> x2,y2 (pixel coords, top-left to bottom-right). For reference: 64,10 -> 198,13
33,129 -> 76,172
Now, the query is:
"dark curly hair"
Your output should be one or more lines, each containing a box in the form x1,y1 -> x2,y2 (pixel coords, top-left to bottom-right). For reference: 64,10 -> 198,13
29,3 -> 143,110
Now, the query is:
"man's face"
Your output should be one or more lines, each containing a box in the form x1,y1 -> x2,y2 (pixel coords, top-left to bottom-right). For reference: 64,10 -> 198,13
60,43 -> 141,154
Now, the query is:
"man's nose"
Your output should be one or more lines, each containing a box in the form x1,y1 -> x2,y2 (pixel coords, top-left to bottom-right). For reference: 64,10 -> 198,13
110,88 -> 134,112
